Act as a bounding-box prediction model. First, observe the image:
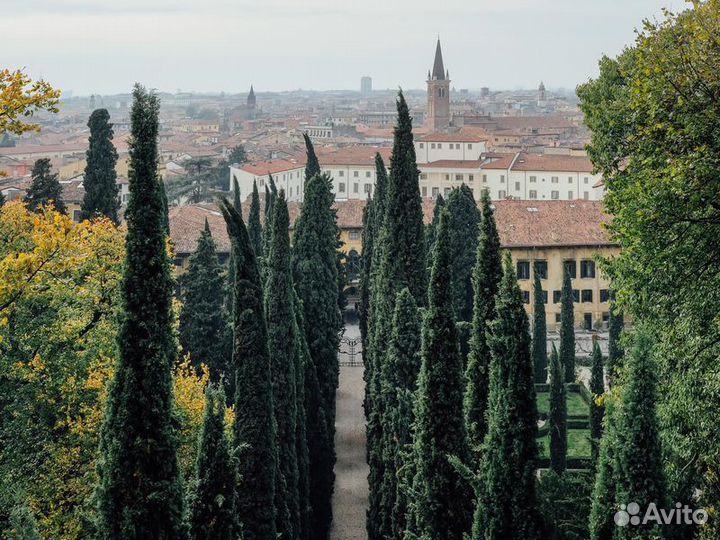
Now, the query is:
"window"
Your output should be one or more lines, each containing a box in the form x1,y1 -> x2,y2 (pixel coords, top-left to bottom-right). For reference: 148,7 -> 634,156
353,183 -> 359,193
564,260 -> 577,278
540,290 -> 548,304
530,176 -> 537,183
431,143 -> 436,149
515,181 -> 520,191
419,143 -> 424,149
498,190 -> 506,199
339,182 -> 346,193
582,289 -> 593,303
482,174 -> 487,183
584,176 -> 589,184
534,260 -> 548,279
602,311 -> 610,323
551,190 -> 559,200
438,143 -> 443,149
420,173 -> 428,180
445,174 -> 450,181
366,171 -> 371,178
444,187 -> 451,195
584,313 -> 593,330
364,183 -> 372,193
468,144 -> 473,149
432,187 -> 439,197
572,289 -> 580,302
568,191 -> 573,199
580,260 -> 596,278
349,230 -> 360,240
600,289 -> 610,303
500,175 -> 505,183
555,313 -> 562,323
551,176 -> 559,183
72,210 -> 81,222
289,187 -> 293,197
122,193 -> 130,203
522,290 -> 530,304
339,170 -> 344,177
422,186 -> 427,196
553,290 -> 561,304
583,191 -> 589,200
517,261 -> 531,280
456,174 -> 464,181
468,174 -> 474,182
353,171 -> 359,177
568,176 -> 573,183
529,190 -> 537,199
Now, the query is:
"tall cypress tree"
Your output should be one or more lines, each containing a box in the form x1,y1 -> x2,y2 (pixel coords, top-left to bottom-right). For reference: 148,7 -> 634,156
445,185 -> 481,323
464,189 -> 503,454
97,84 -> 184,540
24,158 -> 66,214
589,395 -> 618,540
559,266 -> 576,382
265,191 -> 300,540
614,328 -> 666,540
303,133 -> 320,180
291,171 -> 341,540
179,219 -> 230,382
376,288 -> 421,540
219,198 -> 277,540
189,384 -> 236,540
607,292 -> 624,388
532,268 -> 548,383
262,174 -> 277,256
248,179 -> 263,258
81,108 -> 119,223
367,91 -> 426,540
549,344 -> 567,474
424,193 -> 445,274
359,195 -> 374,349
473,254 -> 540,540
409,210 -> 473,540
589,340 -> 605,463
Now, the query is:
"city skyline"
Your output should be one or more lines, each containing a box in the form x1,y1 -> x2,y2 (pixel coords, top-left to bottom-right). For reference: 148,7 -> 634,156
4,0 -> 682,96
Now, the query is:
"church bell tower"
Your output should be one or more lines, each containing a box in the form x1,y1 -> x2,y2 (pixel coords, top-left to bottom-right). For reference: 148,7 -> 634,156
426,39 -> 450,131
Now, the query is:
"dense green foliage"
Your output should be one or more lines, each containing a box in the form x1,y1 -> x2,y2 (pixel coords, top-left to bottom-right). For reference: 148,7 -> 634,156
473,254 -> 540,540
80,109 -> 119,223
189,384 -> 236,540
248,179 -> 263,259
444,185 -> 480,323
265,192 -> 300,539
577,5 -> 720,532
407,210 -> 472,540
537,470 -> 592,540
559,267 -> 575,382
607,295 -> 623,388
549,345 -> 567,474
220,197 -> 277,540
96,85 -> 185,540
24,158 -> 66,214
589,340 -> 605,463
179,219 -> 231,384
532,269 -> 548,383
464,189 -> 502,455
291,170 -> 341,540
589,396 -> 618,540
424,193 -> 444,273
303,133 -> 320,180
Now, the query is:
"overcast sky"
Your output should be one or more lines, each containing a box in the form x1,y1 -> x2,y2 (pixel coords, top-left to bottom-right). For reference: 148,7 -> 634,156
2,0 -> 684,96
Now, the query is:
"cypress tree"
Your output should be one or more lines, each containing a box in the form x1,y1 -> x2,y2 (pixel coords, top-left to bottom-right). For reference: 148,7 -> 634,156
262,174 -> 277,255
473,254 -> 540,540
97,85 -> 184,540
559,266 -> 576,382
614,328 -> 666,540
532,268 -> 548,383
24,158 -> 66,214
293,293 -> 312,540
291,171 -> 341,540
367,91 -> 426,540
226,176 -> 242,314
589,396 -> 618,540
410,210 -> 473,540
549,344 -> 567,474
248,179 -> 263,258
464,189 -> 503,454
424,193 -> 445,273
81,108 -> 119,223
303,133 -> 320,180
189,384 -> 236,540
179,219 -> 230,382
219,198 -> 277,540
265,191 -> 300,539
382,288 -> 421,540
607,293 -> 624,388
445,185 -> 481,323
358,195 -> 374,349
589,340 -> 605,463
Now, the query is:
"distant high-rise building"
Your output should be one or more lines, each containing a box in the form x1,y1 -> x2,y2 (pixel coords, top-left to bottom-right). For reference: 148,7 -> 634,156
247,85 -> 257,120
360,76 -> 372,97
538,81 -> 546,102
426,38 -> 450,132
480,87 -> 490,97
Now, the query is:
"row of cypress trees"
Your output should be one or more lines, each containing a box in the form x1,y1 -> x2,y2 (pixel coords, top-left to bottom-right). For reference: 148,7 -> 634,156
97,85 -> 341,540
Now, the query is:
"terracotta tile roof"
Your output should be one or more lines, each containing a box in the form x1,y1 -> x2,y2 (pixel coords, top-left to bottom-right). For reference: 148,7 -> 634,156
418,128 -> 489,143
493,115 -> 574,131
479,153 -> 516,170
317,146 -> 392,167
238,158 -> 306,176
511,152 -> 594,173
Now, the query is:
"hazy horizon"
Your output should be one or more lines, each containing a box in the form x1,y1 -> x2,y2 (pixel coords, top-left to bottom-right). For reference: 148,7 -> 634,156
4,0 -> 684,96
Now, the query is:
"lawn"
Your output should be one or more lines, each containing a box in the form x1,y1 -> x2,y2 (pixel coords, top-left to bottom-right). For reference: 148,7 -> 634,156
537,389 -> 589,418
537,429 -> 592,459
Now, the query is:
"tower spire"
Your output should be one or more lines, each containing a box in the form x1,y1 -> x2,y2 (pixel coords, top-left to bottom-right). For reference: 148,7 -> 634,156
432,38 -> 445,80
